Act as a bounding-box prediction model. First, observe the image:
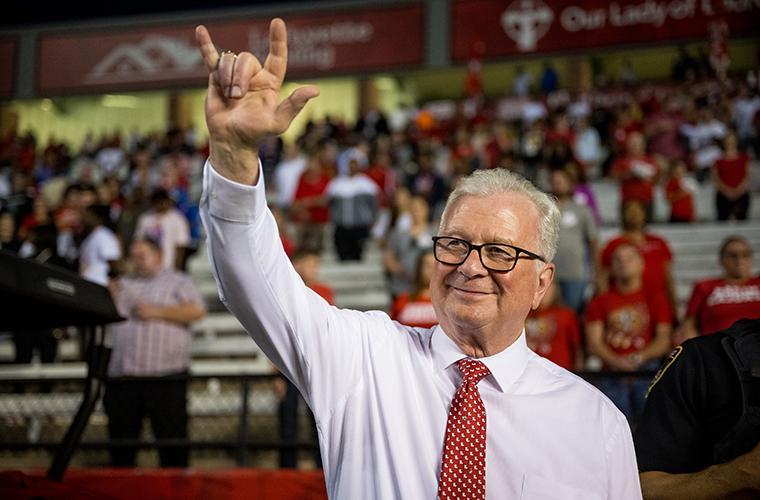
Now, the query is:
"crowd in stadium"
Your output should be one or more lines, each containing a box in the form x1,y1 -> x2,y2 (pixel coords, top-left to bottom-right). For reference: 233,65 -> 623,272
1,56 -> 759,427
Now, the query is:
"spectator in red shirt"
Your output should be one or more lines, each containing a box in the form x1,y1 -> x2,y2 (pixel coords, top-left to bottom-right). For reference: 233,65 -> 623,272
610,132 -> 662,221
664,160 -> 696,223
677,236 -> 760,342
713,131 -> 751,221
391,250 -> 438,329
291,155 -> 331,253
525,281 -> 583,371
599,200 -> 677,316
586,243 -> 673,418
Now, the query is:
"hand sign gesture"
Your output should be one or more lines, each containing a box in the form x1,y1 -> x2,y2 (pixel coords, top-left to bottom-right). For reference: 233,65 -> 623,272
195,19 -> 319,184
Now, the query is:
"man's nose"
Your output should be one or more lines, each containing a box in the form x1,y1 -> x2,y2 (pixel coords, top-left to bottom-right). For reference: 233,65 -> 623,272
458,248 -> 488,276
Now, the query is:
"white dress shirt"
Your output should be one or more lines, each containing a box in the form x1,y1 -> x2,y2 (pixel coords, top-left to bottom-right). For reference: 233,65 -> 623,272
200,161 -> 642,500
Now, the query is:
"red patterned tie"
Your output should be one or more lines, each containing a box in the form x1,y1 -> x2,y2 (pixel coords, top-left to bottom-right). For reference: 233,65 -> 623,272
438,358 -> 491,500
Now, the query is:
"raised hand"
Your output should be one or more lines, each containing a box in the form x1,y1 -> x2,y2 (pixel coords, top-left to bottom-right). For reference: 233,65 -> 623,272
195,19 -> 319,184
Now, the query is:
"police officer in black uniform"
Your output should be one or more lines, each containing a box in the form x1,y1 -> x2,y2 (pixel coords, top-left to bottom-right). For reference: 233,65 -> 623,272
634,318 -> 760,499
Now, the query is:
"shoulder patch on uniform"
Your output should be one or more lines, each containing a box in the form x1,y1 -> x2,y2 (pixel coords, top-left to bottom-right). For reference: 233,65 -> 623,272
646,346 -> 683,398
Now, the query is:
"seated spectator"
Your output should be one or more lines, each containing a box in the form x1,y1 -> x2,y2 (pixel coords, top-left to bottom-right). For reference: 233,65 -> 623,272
525,281 -> 583,371
105,238 -> 206,468
134,189 -> 190,270
677,236 -> 760,342
391,250 -> 437,329
610,132 -> 662,221
599,200 -> 676,317
586,243 -> 673,419
664,160 -> 696,223
713,131 -> 751,221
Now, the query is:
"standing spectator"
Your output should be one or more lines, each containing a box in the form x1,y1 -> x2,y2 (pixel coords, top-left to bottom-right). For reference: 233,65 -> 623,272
276,248 -> 331,469
0,210 -> 21,252
391,250 -> 438,329
383,196 -> 433,299
586,243 -> 673,418
550,168 -> 598,313
681,107 -> 727,183
677,236 -> 760,341
732,83 -> 760,153
406,151 -> 447,217
79,204 -> 121,286
573,116 -> 604,177
664,160 -> 696,223
525,281 -> 583,371
539,62 -> 559,94
713,131 -> 751,221
565,161 -> 602,225
104,238 -> 206,467
599,201 -> 676,316
291,155 -> 330,252
326,155 -> 379,261
134,189 -> 190,270
610,132 -> 661,221
512,65 -> 532,98
273,141 -> 307,210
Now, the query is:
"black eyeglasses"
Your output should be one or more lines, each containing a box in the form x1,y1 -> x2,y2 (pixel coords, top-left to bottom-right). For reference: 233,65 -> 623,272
432,236 -> 546,272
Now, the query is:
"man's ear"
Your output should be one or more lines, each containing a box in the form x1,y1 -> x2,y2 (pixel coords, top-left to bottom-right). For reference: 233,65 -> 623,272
531,263 -> 555,310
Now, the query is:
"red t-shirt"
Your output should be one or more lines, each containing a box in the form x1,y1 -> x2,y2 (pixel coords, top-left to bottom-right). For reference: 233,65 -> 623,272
525,305 -> 581,370
602,234 -> 673,301
685,276 -> 760,335
665,177 -> 694,222
365,165 -> 395,208
308,282 -> 335,306
391,294 -> 438,329
585,288 -> 672,357
293,172 -> 330,224
611,155 -> 659,203
714,154 -> 749,188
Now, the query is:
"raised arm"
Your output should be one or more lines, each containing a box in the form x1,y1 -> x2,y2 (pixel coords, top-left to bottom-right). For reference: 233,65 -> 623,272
195,20 -> 319,185
196,21 -> 393,418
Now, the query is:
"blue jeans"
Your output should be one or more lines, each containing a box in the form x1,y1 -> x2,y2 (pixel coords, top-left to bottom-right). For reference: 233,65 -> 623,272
558,279 -> 588,314
596,360 -> 659,421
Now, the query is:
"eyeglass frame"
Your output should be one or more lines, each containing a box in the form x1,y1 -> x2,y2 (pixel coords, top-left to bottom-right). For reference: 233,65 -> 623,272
431,236 -> 546,272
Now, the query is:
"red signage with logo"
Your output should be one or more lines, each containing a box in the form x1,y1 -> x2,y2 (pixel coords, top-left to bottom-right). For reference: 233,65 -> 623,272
452,0 -> 760,62
38,4 -> 424,94
0,39 -> 16,98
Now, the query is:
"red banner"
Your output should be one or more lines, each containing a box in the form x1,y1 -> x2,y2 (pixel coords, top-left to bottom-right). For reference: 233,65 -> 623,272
452,0 -> 760,62
38,4 -> 424,94
0,38 -> 16,98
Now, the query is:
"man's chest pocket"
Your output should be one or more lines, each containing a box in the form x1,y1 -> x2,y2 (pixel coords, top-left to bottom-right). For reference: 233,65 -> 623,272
520,474 -> 603,500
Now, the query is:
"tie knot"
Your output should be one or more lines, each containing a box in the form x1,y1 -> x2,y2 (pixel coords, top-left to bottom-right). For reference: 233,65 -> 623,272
457,359 -> 490,385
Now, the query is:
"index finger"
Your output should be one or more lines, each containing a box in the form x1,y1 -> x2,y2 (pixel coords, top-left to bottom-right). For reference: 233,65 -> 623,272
263,18 -> 288,83
195,25 -> 220,72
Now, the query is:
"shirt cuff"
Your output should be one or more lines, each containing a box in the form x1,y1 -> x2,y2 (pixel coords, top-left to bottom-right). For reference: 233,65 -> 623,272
202,158 -> 266,224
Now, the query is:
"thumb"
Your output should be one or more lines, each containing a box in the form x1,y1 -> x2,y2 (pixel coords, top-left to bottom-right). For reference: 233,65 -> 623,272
273,85 -> 320,134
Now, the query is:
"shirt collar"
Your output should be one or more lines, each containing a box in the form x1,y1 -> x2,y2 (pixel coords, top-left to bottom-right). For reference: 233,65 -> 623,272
431,325 -> 530,393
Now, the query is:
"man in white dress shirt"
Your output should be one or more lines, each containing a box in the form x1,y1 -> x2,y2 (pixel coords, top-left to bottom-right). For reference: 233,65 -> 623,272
195,20 -> 641,499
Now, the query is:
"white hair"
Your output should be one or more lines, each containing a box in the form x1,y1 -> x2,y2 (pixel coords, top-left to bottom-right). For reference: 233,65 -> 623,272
439,169 -> 560,263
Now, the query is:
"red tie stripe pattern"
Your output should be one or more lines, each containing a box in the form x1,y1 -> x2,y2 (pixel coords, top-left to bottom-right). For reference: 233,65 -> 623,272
438,358 -> 490,500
